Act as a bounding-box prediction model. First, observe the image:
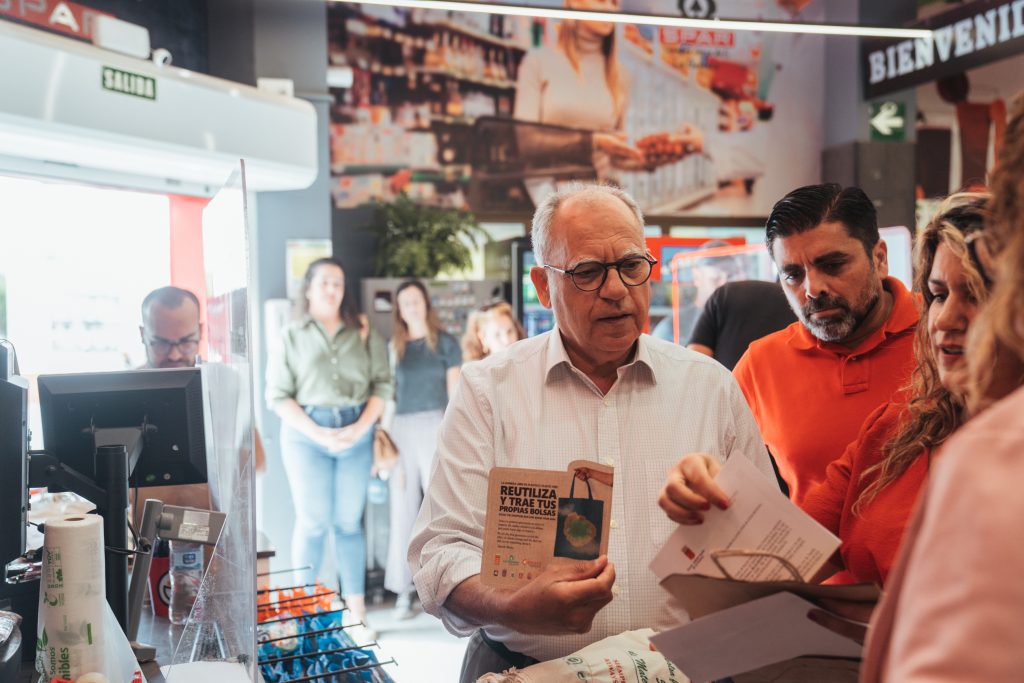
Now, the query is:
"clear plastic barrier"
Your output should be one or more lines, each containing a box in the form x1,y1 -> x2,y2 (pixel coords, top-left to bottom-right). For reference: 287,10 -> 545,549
165,162 -> 258,682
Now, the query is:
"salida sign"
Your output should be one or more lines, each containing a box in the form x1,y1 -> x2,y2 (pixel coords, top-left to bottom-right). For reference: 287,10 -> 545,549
863,0 -> 1024,98
0,0 -> 110,40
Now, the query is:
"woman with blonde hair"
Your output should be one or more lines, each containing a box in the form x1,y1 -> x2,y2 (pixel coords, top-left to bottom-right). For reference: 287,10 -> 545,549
514,0 -> 643,173
461,302 -> 526,362
384,280 -> 461,618
860,96 -> 1024,681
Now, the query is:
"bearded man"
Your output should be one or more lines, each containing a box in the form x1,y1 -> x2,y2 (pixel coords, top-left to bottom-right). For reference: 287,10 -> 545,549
733,183 -> 918,507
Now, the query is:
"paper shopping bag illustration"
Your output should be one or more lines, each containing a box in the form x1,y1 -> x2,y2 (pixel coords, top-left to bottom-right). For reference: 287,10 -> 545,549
553,475 -> 603,561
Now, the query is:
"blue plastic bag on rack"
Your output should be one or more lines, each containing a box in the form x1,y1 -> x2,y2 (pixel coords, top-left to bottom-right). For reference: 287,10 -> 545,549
258,611 -> 393,683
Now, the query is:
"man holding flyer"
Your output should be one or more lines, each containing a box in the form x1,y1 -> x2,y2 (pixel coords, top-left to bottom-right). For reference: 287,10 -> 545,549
408,182 -> 775,682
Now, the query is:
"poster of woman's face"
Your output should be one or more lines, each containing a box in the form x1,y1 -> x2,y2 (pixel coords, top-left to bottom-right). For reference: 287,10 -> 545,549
327,0 -> 825,216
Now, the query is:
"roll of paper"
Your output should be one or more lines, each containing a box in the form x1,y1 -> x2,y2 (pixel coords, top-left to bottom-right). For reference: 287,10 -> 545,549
35,515 -> 107,681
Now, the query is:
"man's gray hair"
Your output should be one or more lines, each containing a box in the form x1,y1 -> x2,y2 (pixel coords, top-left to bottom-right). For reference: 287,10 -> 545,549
530,183 -> 645,265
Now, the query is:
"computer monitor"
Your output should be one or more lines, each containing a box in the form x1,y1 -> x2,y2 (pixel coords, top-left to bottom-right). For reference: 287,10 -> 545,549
37,368 -> 208,488
0,375 -> 29,567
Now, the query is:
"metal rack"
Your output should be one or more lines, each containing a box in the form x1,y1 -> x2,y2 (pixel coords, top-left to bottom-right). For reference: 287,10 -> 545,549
257,582 -> 397,683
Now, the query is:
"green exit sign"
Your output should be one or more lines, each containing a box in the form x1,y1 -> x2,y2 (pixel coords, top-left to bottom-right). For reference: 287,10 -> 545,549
101,66 -> 156,101
869,101 -> 905,141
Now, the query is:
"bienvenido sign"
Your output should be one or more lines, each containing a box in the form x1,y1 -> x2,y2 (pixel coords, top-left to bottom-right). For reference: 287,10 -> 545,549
863,0 -> 1024,99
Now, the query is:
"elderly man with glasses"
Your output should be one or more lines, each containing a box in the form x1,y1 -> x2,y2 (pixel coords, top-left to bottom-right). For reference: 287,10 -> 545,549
408,182 -> 774,682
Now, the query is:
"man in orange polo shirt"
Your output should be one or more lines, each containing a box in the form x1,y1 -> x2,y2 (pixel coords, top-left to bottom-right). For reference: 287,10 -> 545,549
732,183 -> 917,508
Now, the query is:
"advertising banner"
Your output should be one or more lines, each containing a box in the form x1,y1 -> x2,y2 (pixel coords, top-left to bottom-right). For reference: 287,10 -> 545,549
327,1 -> 824,216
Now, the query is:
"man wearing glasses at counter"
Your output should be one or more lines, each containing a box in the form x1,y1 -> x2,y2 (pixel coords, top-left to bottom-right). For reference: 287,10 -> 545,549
408,183 -> 774,682
140,286 -> 203,369
137,287 -> 265,496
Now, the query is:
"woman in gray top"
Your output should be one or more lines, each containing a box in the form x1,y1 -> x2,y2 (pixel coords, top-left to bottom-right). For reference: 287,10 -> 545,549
265,258 -> 392,630
384,280 -> 461,618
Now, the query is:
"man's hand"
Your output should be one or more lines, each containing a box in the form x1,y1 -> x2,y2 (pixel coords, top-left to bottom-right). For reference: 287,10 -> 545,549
658,453 -> 729,525
500,556 -> 616,635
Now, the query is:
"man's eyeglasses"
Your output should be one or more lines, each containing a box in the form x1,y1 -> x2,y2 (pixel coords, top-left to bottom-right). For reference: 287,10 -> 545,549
544,255 -> 657,292
145,336 -> 200,355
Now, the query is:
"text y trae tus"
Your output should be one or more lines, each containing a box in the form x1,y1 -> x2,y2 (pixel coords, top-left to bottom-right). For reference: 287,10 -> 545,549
499,484 -> 557,517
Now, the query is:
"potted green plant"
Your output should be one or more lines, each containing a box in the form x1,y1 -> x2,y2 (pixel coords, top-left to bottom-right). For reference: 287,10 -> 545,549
364,193 -> 490,278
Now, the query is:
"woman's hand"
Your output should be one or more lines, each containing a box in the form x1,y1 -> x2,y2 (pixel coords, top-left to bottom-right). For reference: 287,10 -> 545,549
309,423 -> 366,453
593,132 -> 645,167
330,420 -> 373,452
658,453 -> 729,525
636,125 -> 704,169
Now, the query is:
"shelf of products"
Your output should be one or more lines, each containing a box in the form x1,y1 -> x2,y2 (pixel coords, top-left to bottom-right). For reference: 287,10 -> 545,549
415,66 -> 516,91
327,3 -> 533,209
419,19 -> 529,52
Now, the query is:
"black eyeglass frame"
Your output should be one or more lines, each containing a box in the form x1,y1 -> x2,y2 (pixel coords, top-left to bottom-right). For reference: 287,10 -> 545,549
145,335 -> 201,355
543,254 -> 658,292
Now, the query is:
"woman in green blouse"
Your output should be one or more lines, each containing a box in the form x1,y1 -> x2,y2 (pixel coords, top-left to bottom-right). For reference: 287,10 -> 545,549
265,258 -> 392,628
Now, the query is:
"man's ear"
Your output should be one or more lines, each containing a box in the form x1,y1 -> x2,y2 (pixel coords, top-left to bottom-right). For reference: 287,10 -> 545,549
873,239 -> 889,280
530,267 -> 552,309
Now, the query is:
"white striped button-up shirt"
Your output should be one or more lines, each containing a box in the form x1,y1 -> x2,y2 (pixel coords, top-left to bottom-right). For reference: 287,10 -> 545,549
409,330 -> 773,663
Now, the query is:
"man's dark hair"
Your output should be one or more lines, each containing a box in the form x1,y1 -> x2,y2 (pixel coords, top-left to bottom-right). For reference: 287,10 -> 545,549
142,286 -> 200,319
765,183 -> 879,257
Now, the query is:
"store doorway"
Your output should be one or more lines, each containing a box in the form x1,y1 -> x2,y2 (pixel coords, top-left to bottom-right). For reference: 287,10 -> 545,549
0,173 -> 206,446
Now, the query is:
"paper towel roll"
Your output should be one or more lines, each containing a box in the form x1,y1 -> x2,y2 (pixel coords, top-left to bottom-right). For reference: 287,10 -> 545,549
36,514 -> 107,681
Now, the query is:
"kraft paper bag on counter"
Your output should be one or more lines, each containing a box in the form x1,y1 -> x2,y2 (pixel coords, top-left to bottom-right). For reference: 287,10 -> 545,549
481,460 -> 612,589
35,514 -> 146,683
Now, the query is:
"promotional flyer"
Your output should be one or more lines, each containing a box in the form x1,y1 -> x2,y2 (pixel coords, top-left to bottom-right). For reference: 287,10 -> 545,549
481,460 -> 613,589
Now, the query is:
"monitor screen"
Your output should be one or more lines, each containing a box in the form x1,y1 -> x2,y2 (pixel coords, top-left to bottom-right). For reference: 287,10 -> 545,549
0,376 -> 28,564
38,368 -> 207,488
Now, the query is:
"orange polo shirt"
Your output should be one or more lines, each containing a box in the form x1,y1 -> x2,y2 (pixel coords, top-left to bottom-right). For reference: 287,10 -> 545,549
733,277 -> 918,508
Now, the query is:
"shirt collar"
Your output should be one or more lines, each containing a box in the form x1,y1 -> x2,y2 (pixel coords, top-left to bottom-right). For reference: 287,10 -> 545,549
543,330 -> 657,386
302,315 -> 348,337
790,276 -> 919,354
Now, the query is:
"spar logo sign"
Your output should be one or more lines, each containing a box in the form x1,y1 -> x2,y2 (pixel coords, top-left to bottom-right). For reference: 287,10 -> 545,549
102,66 -> 157,101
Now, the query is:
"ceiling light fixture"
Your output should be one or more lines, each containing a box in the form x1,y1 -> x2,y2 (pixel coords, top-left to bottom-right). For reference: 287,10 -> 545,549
331,0 -> 932,39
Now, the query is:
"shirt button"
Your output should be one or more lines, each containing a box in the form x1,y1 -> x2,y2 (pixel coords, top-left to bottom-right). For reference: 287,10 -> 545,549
603,399 -> 610,407
332,375 -> 338,380
603,458 -> 615,467
610,519 -> 619,529
331,358 -> 338,364
611,584 -> 621,597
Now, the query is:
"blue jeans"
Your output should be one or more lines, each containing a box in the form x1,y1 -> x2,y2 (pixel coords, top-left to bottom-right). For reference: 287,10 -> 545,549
280,404 -> 373,597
